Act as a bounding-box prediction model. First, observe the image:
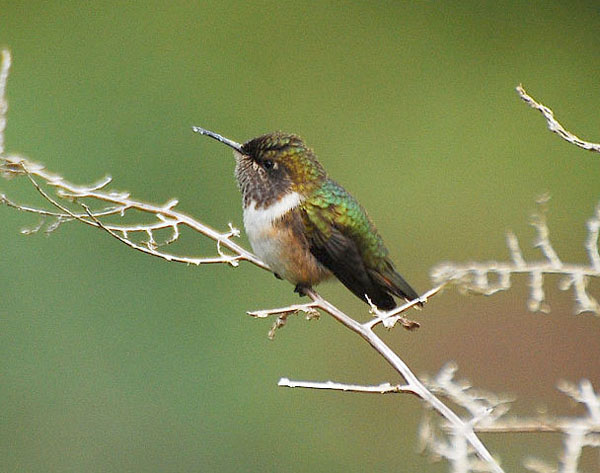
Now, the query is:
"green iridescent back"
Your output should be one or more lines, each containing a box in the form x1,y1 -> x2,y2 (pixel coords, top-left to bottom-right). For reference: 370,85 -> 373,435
301,178 -> 391,270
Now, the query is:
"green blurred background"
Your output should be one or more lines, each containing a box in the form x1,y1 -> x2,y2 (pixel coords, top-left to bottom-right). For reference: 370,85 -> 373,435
1,1 -> 599,472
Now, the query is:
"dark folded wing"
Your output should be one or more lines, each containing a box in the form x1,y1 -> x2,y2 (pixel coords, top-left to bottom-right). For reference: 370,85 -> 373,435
300,181 -> 421,310
304,213 -> 398,310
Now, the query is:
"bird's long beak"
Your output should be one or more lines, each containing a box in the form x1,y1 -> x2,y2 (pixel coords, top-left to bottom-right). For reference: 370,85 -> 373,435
192,126 -> 243,153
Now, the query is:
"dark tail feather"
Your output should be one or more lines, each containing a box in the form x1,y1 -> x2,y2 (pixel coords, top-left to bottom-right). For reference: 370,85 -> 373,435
369,266 -> 423,308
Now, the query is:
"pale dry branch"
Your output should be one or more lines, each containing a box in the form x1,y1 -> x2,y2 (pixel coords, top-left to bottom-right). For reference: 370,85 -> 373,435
418,368 -> 599,473
585,203 -> 600,272
417,364 -> 511,472
247,301 -> 321,340
364,283 -> 446,330
275,289 -> 504,473
523,458 -> 556,473
0,49 -> 10,155
260,295 -> 506,473
245,286 -> 445,337
363,294 -> 421,331
1,156 -> 267,269
247,301 -> 321,320
517,85 -> 600,153
433,88 -> 600,314
278,379 -> 415,394
424,363 -> 513,426
431,199 -> 600,315
524,380 -> 600,473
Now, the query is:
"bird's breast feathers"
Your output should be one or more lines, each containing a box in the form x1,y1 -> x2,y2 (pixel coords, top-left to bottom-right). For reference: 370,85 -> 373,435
242,191 -> 329,284
242,191 -> 303,237
242,191 -> 303,277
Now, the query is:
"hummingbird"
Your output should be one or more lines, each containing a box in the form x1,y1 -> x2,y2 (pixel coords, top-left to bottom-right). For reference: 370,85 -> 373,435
193,126 -> 421,311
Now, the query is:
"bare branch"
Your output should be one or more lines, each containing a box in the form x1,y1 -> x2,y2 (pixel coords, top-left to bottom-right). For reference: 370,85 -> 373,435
517,84 -> 600,153
525,380 -> 600,473
586,202 -> 600,272
247,301 -> 320,320
364,283 -> 446,330
247,301 -> 321,340
414,365 -> 509,473
278,379 -> 416,394
363,294 -> 421,331
0,49 -> 10,155
1,157 -> 269,269
297,289 -> 504,473
531,195 -> 562,268
431,199 -> 600,315
417,368 -> 600,472
507,231 -> 526,268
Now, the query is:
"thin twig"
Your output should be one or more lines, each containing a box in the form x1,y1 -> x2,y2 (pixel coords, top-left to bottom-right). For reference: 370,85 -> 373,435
0,49 -> 11,155
247,301 -> 320,319
2,157 -> 269,269
278,379 -> 415,394
365,283 -> 446,330
517,84 -> 600,153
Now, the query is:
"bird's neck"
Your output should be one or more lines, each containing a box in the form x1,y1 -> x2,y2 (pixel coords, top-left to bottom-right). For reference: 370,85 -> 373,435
243,190 -> 304,229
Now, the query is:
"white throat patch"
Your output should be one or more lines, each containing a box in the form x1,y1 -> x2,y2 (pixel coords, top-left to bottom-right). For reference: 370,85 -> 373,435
243,191 -> 302,232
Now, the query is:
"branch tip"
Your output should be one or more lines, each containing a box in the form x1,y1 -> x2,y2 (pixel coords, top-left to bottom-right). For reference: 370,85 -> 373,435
517,84 -> 600,153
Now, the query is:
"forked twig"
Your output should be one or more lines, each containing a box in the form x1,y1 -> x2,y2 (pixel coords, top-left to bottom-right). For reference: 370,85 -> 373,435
2,157 -> 267,268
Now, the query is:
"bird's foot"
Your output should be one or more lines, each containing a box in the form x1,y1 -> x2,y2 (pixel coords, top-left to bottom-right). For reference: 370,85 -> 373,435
294,284 -> 310,298
273,272 -> 283,280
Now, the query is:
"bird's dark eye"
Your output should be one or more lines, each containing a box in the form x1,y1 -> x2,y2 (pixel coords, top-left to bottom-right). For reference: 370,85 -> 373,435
263,159 -> 274,170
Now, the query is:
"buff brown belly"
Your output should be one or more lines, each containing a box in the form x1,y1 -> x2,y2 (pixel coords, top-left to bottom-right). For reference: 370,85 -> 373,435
244,206 -> 331,286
